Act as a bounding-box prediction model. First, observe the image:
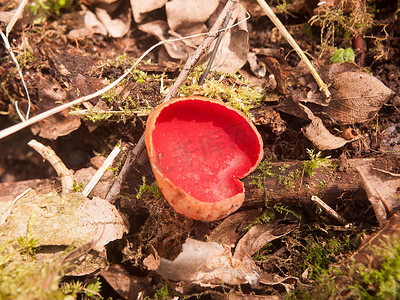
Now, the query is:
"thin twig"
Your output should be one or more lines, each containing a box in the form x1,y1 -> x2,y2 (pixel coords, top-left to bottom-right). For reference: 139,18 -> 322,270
82,144 -> 121,197
1,28 -> 31,121
105,0 -> 239,202
256,0 -> 331,99
198,9 -> 233,85
28,139 -> 74,194
0,188 -> 31,226
311,195 -> 347,225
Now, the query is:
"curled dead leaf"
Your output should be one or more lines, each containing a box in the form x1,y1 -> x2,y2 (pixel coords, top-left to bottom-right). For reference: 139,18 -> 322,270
300,104 -> 359,150
157,238 -> 261,287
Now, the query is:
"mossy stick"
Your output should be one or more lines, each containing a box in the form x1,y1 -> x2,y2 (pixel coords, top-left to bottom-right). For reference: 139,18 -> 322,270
256,0 -> 331,98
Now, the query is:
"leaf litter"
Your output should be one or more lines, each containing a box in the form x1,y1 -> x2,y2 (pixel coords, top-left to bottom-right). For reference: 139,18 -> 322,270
0,0 -> 400,298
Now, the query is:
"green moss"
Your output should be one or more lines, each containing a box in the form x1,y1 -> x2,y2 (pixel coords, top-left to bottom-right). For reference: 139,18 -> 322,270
309,0 -> 375,46
136,177 -> 162,200
0,238 -> 64,299
349,237 -> 400,299
72,181 -> 84,192
303,149 -> 331,177
179,68 -> 264,117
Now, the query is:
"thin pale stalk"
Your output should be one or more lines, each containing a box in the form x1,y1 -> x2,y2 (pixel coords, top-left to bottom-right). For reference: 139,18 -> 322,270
256,0 -> 331,99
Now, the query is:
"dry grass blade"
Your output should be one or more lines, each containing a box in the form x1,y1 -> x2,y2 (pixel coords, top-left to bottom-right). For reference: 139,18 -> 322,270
6,0 -> 28,35
256,0 -> 331,99
0,28 -> 31,121
83,145 -> 121,197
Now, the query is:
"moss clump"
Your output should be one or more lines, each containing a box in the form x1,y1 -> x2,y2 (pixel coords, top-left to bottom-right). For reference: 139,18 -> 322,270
179,68 -> 265,117
0,237 -> 65,299
309,0 -> 375,46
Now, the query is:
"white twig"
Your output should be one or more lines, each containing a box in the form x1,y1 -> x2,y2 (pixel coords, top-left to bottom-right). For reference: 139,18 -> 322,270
256,0 -> 331,99
0,15 -> 250,140
6,0 -> 29,36
0,188 -> 31,226
83,145 -> 121,197
1,28 -> 31,121
28,139 -> 74,194
311,195 -> 347,225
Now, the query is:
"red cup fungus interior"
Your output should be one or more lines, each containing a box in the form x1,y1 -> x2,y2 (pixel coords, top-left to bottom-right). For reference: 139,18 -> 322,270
148,97 -> 263,205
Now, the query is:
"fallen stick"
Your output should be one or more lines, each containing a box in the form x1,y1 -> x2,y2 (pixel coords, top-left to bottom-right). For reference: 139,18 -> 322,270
106,0 -> 239,202
311,195 -> 347,225
28,139 -> 74,194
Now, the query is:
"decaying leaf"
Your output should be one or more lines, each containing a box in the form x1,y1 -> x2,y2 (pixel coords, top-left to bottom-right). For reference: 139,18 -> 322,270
157,238 -> 261,287
95,4 -> 131,38
67,10 -> 108,39
138,20 -> 189,60
30,75 -> 81,139
165,0 -> 219,32
100,264 -> 152,299
379,124 -> 400,156
130,0 -> 167,23
234,220 -> 299,260
207,210 -> 261,246
204,3 -> 249,73
356,163 -> 400,226
300,104 -> 359,150
136,0 -> 249,72
311,71 -> 396,125
0,189 -> 128,252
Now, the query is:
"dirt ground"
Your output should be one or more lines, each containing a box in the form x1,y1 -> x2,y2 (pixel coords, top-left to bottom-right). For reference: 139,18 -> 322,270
1,0 -> 400,299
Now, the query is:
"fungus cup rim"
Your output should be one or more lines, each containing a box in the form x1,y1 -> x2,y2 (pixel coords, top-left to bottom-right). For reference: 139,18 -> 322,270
145,96 -> 263,221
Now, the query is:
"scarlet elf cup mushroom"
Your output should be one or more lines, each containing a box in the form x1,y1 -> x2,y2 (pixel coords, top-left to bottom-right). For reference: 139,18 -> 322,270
145,96 -> 264,221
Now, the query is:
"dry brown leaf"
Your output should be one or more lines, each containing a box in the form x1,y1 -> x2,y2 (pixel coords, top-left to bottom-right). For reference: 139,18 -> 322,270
30,75 -> 81,139
95,4 -> 131,38
157,238 -> 261,287
300,104 -> 358,150
233,220 -> 298,260
165,0 -> 219,32
259,273 -> 296,293
0,190 -> 128,252
138,20 -> 189,60
207,210 -> 261,246
67,10 -> 108,39
301,70 -> 396,124
356,163 -> 400,226
206,3 -> 249,73
130,0 -> 167,23
100,264 -> 152,299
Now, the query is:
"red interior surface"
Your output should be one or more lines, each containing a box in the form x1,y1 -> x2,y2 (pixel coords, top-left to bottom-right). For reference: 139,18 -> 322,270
152,99 -> 261,203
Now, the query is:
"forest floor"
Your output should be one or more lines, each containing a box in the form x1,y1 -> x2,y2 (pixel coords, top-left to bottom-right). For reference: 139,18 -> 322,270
1,0 -> 400,299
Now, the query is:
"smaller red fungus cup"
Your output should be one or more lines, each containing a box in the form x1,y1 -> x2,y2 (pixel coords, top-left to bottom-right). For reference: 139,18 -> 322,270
145,96 -> 263,221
